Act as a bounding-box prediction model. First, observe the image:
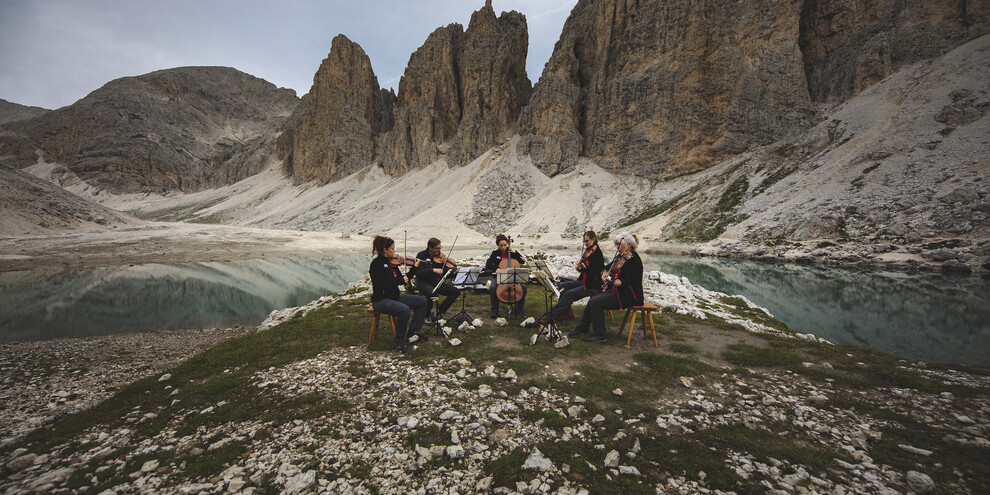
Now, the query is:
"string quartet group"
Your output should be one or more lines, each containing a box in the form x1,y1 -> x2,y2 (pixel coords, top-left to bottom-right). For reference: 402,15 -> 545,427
370,230 -> 644,353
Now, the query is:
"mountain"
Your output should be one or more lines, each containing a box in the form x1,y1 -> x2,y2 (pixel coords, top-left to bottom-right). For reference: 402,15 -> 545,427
0,99 -> 49,125
0,162 -> 134,235
277,0 -> 530,183
0,67 -> 298,194
3,0 -> 988,270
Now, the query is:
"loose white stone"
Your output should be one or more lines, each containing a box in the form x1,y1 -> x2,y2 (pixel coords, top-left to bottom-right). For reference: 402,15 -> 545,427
158,374 -> 171,382
612,388 -> 623,396
446,445 -> 465,459
604,450 -> 620,467
905,470 -> 935,494
522,448 -> 554,471
619,465 -> 641,476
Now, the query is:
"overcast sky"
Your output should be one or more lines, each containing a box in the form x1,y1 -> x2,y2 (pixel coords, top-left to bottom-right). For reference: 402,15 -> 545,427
0,0 -> 577,110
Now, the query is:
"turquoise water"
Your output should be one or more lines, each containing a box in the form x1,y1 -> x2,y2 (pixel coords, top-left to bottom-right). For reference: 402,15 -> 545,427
2,254 -> 987,365
646,255 -> 990,366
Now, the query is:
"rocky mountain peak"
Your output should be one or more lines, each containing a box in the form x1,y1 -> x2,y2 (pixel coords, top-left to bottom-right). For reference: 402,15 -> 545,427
277,35 -> 394,184
0,66 -> 298,194
282,2 -> 530,182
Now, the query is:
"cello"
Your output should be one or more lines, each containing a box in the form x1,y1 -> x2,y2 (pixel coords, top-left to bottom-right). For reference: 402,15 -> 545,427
495,235 -> 524,304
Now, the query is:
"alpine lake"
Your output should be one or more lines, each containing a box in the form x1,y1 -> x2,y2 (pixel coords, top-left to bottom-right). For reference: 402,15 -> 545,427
2,251 -> 987,366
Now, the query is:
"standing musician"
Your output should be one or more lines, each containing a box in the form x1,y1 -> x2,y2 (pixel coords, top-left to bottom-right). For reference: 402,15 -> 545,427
568,232 -> 644,343
544,230 -> 604,323
483,234 -> 527,319
409,237 -> 461,321
369,235 -> 428,353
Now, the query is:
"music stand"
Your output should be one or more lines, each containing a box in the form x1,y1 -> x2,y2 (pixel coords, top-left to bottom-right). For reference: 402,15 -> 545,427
451,267 -> 481,324
531,260 -> 559,288
532,271 -> 562,344
496,267 -> 531,318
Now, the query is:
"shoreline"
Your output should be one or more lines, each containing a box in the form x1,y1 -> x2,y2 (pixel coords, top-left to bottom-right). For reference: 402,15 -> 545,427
2,223 -> 986,276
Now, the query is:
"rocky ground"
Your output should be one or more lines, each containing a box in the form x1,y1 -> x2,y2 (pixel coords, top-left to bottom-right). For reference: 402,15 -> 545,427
0,327 -> 254,448
1,256 -> 987,494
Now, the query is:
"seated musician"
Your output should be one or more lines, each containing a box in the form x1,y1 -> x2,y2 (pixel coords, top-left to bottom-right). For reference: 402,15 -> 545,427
409,237 -> 461,322
544,230 -> 604,323
483,234 -> 527,319
369,235 -> 428,353
568,232 -> 643,343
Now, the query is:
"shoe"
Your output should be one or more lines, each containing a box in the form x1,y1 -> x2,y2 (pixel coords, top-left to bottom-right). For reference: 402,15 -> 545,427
412,332 -> 429,343
582,334 -> 607,343
490,310 -> 499,319
568,329 -> 587,338
395,339 -> 407,353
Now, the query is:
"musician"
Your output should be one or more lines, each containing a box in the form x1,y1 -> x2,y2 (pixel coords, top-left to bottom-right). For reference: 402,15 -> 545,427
370,235 -> 428,353
483,234 -> 527,319
568,232 -> 644,343
409,237 -> 461,320
545,230 -> 604,323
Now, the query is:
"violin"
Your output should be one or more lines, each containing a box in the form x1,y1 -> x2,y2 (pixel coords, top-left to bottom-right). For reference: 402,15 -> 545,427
576,244 -> 597,271
389,256 -> 418,267
602,251 -> 631,291
496,236 -> 524,304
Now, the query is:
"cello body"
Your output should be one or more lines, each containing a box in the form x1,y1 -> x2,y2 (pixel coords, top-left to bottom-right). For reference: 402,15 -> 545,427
496,237 -> 524,304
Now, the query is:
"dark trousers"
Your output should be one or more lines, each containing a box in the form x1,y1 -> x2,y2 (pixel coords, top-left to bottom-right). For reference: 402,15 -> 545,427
572,291 -> 622,337
420,282 -> 460,316
557,279 -> 583,292
489,283 -> 527,315
372,295 -> 427,342
551,285 -> 599,320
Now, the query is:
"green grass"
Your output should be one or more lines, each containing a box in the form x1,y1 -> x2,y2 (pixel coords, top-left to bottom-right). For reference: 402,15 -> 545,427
10,283 -> 988,494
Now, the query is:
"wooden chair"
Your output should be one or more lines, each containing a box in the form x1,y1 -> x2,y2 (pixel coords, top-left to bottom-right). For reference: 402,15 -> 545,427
616,303 -> 659,347
367,306 -> 397,346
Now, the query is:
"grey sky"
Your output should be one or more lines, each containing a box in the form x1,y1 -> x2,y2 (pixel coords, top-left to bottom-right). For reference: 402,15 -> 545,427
0,0 -> 576,110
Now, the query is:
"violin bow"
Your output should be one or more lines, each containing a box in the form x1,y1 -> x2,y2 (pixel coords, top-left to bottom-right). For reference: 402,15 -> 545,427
432,235 -> 458,294
403,230 -> 408,278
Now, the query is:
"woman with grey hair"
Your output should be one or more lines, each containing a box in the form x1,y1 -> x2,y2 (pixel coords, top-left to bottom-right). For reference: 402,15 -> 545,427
568,232 -> 644,343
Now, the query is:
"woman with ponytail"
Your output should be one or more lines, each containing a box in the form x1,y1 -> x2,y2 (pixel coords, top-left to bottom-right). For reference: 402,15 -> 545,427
370,235 -> 428,353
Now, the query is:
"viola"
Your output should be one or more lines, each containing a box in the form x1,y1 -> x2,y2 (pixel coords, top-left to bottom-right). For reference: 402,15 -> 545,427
432,254 -> 458,271
602,251 -> 631,291
496,236 -> 524,304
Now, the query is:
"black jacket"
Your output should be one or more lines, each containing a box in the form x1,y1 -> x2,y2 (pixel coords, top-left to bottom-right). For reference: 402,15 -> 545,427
369,256 -> 404,302
578,245 -> 606,291
484,249 -> 526,273
604,251 -> 644,309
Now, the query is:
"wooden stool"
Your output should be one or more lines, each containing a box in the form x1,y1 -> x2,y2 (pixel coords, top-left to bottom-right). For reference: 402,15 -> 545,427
367,306 -> 397,346
617,303 -> 659,347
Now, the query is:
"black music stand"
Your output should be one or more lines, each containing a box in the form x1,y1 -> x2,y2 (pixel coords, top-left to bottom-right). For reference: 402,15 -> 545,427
451,267 -> 481,324
531,269 -> 562,344
496,267 -> 530,318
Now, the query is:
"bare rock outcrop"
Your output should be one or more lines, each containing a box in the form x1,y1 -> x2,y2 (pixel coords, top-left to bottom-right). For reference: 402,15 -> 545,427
285,1 -> 530,182
377,1 -> 531,175
799,0 -> 990,103
0,162 -> 133,235
277,35 -> 395,184
518,0 -> 815,178
0,67 -> 298,193
0,99 -> 49,125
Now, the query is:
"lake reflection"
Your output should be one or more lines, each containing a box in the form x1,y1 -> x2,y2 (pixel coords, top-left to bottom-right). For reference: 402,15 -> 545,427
646,256 -> 990,366
0,256 -> 367,342
2,253 -> 987,366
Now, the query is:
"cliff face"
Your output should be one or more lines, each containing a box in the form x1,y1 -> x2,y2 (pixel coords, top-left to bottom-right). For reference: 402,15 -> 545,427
519,0 -> 988,179
518,0 -> 815,178
276,35 -> 395,184
800,0 -> 990,103
282,1 -> 530,181
0,67 -> 298,193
